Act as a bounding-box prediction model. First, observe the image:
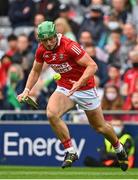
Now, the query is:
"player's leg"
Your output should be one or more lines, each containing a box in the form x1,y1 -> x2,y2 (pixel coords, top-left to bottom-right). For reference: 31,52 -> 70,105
46,91 -> 78,168
47,91 -> 74,142
85,106 -> 118,144
85,106 -> 128,171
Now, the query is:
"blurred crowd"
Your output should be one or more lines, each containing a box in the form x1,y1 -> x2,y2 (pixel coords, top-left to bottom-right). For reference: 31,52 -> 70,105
0,0 -> 138,121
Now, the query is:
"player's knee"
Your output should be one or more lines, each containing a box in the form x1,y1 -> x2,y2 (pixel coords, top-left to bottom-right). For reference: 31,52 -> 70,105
47,108 -> 59,122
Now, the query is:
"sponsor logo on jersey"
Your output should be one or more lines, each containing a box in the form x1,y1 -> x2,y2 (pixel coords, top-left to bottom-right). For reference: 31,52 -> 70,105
50,62 -> 72,73
59,54 -> 64,60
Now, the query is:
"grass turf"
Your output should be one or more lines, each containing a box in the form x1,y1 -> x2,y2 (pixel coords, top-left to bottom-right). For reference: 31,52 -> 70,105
0,166 -> 137,179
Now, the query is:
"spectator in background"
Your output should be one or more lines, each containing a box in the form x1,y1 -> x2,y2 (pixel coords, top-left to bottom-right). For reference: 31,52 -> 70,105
33,13 -> 45,26
90,0 -> 111,16
103,10 -> 121,27
99,9 -> 122,49
106,64 -> 121,88
79,4 -> 105,45
0,55 -> 13,89
3,64 -> 24,110
123,91 -> 138,123
1,54 -> 12,75
121,49 -> 138,121
91,0 -> 104,5
0,59 -> 7,89
55,17 -> 77,41
105,29 -> 122,65
8,0 -> 35,28
0,86 -> 8,110
29,13 -> 45,42
101,85 -> 124,111
79,30 -> 93,47
44,0 -> 60,21
119,23 -> 137,72
79,31 -> 109,62
29,13 -> 45,53
58,4 -> 80,38
85,44 -> 108,87
111,0 -> 130,24
12,34 -> 34,75
104,119 -> 135,169
84,119 -> 135,168
124,91 -> 138,111
121,49 -> 138,98
81,0 -> 111,13
123,91 -> 138,122
6,34 -> 18,57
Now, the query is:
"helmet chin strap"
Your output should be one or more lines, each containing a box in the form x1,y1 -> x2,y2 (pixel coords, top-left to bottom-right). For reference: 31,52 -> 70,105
54,34 -> 58,49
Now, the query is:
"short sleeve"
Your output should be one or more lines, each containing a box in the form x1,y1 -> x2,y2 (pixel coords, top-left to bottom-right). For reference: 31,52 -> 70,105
66,41 -> 85,61
35,46 -> 44,63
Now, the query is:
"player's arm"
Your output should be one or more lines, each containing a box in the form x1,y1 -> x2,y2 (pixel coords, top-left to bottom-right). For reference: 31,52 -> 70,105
66,41 -> 98,96
67,53 -> 97,96
17,61 -> 43,102
25,61 -> 43,91
76,53 -> 98,86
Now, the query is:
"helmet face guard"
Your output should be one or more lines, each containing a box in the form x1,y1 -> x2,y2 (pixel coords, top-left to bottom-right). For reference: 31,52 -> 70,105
37,21 -> 56,41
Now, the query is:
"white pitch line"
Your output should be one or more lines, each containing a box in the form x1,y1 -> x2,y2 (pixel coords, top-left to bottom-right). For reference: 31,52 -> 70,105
0,179 -> 136,180
0,171 -> 138,176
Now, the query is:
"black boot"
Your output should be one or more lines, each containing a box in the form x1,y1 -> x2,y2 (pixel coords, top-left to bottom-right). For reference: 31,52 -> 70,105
62,152 -> 78,168
116,148 -> 128,171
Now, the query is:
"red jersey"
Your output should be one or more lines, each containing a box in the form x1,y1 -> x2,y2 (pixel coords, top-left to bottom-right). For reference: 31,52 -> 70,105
35,34 -> 95,90
0,65 -> 6,88
123,68 -> 138,94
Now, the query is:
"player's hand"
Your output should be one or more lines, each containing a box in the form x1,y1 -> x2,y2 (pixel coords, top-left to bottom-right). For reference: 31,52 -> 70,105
67,80 -> 81,97
17,89 -> 30,103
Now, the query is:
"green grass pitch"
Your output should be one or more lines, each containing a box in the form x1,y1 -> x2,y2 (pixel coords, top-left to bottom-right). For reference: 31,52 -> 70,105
0,166 -> 137,179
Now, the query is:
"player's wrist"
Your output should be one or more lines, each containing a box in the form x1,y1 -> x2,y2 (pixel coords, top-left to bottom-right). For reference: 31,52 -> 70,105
78,79 -> 86,87
24,87 -> 30,93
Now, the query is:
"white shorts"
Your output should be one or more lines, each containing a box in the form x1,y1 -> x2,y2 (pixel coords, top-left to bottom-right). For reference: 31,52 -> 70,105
55,86 -> 101,111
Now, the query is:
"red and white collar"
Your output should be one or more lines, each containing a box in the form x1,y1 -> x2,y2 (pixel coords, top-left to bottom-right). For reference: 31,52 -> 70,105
57,33 -> 62,46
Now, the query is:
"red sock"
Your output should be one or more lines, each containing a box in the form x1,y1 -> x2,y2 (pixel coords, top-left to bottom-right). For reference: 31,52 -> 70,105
62,139 -> 73,149
112,140 -> 120,148
112,140 -> 123,153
